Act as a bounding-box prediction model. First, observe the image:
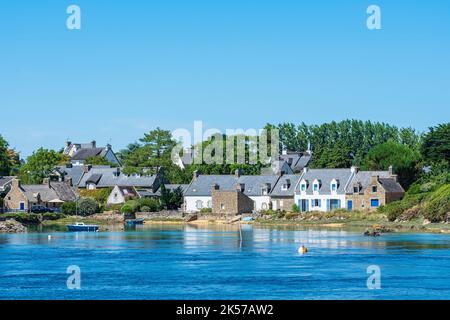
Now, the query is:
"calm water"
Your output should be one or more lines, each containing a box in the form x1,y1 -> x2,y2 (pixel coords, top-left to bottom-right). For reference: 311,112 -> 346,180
1,223 -> 450,300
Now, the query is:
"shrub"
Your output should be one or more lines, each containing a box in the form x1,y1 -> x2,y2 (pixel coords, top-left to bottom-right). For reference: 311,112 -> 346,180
2,213 -> 40,224
291,204 -> 300,213
138,198 -> 160,212
79,188 -> 112,204
0,197 -> 4,208
42,212 -> 66,220
200,208 -> 212,214
423,184 -> 450,222
77,198 -> 99,216
61,202 -> 77,215
121,204 -> 134,214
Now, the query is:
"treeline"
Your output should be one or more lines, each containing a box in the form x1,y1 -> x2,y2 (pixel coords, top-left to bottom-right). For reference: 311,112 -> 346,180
0,121 -> 449,190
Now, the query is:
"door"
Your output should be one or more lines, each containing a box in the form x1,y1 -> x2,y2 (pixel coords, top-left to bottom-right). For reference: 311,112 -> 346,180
19,202 -> 25,211
371,199 -> 379,208
300,199 -> 309,212
347,200 -> 353,211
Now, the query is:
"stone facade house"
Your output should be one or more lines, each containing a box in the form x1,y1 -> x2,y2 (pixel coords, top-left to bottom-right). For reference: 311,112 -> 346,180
211,184 -> 254,215
3,178 -> 78,212
183,170 -> 281,214
294,166 -> 405,212
345,167 -> 404,211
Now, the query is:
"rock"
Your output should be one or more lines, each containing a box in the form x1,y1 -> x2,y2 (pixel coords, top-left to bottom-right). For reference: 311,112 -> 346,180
0,219 -> 27,233
184,214 -> 198,222
423,219 -> 431,226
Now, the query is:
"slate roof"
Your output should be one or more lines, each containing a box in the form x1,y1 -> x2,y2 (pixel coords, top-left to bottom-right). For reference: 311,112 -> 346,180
184,175 -> 281,197
379,178 -> 405,193
298,169 -> 354,195
0,176 -> 15,189
136,184 -> 189,198
78,167 -> 158,188
71,148 -> 107,161
346,171 -> 391,193
55,166 -> 86,186
270,174 -> 302,197
49,182 -> 78,202
277,151 -> 312,173
20,182 -> 78,202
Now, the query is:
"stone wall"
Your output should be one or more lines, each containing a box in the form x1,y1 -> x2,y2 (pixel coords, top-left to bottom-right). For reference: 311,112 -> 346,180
211,189 -> 254,215
135,210 -> 183,220
271,196 -> 295,211
3,179 -> 29,211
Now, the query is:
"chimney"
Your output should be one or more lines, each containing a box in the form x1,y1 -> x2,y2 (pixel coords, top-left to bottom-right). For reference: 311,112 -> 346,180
106,143 -> 111,151
303,167 -> 308,174
113,167 -> 121,177
236,183 -> 245,192
83,164 -> 92,173
193,170 -> 200,180
371,175 -> 380,184
351,166 -> 359,174
91,140 -> 96,148
66,141 -> 72,147
12,178 -> 21,189
235,169 -> 242,178
43,178 -> 51,187
389,165 -> 394,176
212,184 -> 220,192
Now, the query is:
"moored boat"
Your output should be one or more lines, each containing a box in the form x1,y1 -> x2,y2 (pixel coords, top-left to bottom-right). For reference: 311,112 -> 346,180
125,218 -> 145,226
67,222 -> 99,232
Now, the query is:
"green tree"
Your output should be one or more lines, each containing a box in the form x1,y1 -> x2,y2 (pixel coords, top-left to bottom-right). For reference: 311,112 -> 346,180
361,141 -> 421,189
19,148 -> 68,184
0,135 -> 12,176
421,123 -> 450,165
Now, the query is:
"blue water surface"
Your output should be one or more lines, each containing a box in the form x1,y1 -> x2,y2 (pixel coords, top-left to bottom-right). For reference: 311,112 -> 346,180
1,223 -> 450,300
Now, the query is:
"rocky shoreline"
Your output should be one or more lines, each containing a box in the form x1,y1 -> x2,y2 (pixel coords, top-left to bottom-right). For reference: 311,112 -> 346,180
0,219 -> 27,233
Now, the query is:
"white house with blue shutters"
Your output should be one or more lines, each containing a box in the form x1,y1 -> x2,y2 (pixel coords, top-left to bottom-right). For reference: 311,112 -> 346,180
294,167 -> 357,212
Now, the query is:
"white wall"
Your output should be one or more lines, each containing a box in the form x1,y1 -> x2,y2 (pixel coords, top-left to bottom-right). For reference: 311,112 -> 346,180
294,194 -> 347,212
107,186 -> 125,205
184,196 -> 212,213
250,196 -> 271,211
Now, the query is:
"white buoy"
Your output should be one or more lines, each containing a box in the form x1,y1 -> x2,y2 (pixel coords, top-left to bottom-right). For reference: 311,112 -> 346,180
298,245 -> 308,254
48,235 -> 52,241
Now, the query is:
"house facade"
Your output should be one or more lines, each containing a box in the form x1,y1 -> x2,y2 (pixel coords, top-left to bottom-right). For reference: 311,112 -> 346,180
211,184 -> 254,215
294,168 -> 354,212
64,140 -> 121,166
270,174 -> 302,211
183,170 -> 281,213
3,178 -> 78,212
294,166 -> 405,212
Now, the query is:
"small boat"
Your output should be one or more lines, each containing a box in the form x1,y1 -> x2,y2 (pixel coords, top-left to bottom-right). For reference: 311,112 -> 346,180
125,218 -> 145,226
67,222 -> 99,232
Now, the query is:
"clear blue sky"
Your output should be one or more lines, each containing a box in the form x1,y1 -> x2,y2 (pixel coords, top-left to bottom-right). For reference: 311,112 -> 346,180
1,0 -> 449,157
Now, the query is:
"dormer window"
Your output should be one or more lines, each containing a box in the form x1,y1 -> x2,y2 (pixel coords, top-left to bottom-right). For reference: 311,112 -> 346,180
331,184 -> 337,191
313,184 -> 319,192
372,186 -> 378,193
281,183 -> 289,191
353,186 -> 359,193
330,179 -> 339,192
300,184 -> 306,192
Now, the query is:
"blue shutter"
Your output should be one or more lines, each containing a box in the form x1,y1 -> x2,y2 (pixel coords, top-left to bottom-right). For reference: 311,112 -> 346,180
318,199 -> 321,207
337,199 -> 341,208
326,199 -> 330,211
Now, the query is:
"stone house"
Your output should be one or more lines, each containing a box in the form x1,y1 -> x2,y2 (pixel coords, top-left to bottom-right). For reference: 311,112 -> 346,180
183,170 -> 281,214
345,167 -> 404,211
211,184 -> 254,215
3,178 -> 78,212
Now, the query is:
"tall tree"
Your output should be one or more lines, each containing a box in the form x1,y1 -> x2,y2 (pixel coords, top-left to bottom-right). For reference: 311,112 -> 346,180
421,123 -> 450,165
19,148 -> 68,184
0,135 -> 12,176
361,141 -> 422,189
